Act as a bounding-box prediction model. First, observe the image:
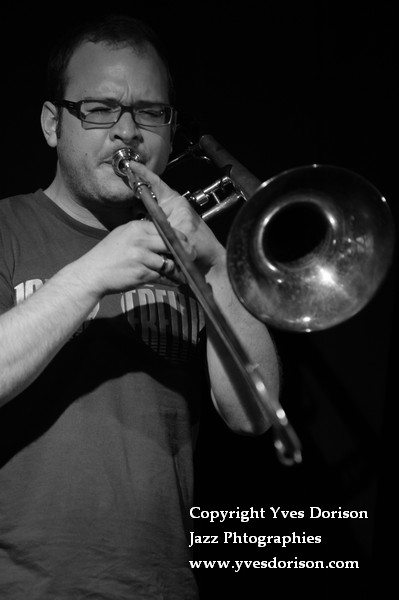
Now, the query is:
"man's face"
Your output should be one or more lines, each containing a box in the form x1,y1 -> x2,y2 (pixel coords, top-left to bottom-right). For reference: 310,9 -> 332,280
54,41 -> 172,207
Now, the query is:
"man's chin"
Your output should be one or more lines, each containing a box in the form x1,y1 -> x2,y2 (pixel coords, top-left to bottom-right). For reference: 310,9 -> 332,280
103,191 -> 141,209
97,166 -> 148,210
100,175 -> 135,202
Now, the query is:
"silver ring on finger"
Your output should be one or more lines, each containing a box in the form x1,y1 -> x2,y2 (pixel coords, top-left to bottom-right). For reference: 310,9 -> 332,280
159,254 -> 172,276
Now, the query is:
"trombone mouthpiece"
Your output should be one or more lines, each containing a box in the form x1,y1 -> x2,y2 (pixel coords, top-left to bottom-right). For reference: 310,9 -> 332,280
112,148 -> 142,176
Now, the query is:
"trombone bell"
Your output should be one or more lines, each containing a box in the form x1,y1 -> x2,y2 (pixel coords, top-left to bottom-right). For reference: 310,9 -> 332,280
226,164 -> 395,332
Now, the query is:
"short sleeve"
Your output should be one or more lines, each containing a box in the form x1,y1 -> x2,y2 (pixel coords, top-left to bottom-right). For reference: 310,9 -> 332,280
0,227 -> 15,315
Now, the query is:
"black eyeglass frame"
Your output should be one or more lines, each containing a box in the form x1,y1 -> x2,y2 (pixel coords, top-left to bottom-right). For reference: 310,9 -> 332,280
53,99 -> 176,128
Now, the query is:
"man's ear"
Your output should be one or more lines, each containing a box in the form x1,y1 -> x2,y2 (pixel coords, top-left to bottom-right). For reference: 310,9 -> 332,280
41,101 -> 59,147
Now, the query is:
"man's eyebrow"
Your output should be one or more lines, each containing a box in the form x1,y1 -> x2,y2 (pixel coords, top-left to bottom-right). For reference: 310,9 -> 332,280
81,97 -> 169,107
81,96 -> 119,102
129,100 -> 170,108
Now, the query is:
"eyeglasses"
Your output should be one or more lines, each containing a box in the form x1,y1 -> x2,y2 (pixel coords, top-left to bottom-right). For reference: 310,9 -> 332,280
54,99 -> 175,128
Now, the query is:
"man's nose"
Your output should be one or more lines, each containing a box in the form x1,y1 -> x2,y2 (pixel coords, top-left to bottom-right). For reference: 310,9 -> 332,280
110,110 -> 143,144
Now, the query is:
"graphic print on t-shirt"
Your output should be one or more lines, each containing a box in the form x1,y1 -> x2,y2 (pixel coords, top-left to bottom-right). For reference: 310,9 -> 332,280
14,279 -> 205,364
121,283 -> 205,363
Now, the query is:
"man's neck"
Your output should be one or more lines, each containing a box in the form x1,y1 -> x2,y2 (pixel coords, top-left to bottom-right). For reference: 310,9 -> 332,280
44,181 -> 142,230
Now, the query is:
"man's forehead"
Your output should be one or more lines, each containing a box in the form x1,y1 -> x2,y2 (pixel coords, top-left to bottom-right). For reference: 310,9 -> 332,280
64,41 -> 168,94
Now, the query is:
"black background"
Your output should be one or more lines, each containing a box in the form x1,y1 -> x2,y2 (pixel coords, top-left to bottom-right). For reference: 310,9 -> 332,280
1,2 -> 397,595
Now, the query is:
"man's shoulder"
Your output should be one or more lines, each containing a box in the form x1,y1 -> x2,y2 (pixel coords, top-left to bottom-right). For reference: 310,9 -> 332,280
0,190 -> 44,213
0,191 -> 49,231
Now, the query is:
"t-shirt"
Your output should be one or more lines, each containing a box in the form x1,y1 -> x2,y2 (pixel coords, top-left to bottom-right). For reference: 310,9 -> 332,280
0,190 -> 206,599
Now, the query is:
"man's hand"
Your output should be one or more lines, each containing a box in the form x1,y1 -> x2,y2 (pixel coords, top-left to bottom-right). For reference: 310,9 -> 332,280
126,160 -> 226,276
74,218 -> 195,297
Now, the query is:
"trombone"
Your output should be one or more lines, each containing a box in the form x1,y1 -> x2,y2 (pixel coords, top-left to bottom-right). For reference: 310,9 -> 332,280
112,135 -> 395,466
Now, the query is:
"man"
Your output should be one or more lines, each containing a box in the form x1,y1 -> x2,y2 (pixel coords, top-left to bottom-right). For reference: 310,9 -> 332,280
0,14 -> 279,599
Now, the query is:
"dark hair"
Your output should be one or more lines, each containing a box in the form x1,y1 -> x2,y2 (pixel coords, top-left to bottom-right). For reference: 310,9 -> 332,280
46,13 -> 175,104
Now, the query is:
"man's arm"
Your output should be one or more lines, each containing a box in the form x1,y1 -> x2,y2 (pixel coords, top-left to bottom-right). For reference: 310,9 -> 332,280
204,251 -> 280,435
0,263 -> 100,406
0,219 -> 194,407
128,161 -> 281,436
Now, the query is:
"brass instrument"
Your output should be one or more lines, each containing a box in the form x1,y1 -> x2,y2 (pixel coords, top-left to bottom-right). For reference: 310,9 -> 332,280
166,134 -> 261,221
112,135 -> 395,466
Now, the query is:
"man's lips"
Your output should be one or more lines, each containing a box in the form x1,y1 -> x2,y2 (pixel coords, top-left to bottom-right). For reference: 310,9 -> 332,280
104,148 -> 146,163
